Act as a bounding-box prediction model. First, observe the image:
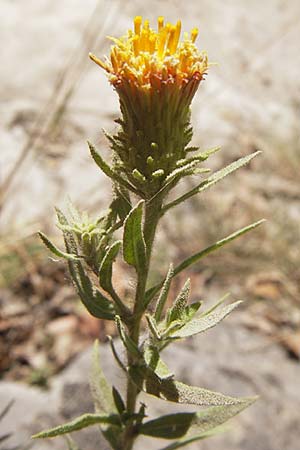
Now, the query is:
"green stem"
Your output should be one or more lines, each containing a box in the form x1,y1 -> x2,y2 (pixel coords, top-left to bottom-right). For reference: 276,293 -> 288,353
122,196 -> 163,450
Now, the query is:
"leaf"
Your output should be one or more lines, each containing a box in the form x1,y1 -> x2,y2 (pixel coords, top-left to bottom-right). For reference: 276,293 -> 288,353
123,200 -> 147,272
88,141 -> 139,195
164,151 -> 261,213
145,220 -> 265,306
56,208 -> 116,320
166,279 -> 191,326
111,188 -> 132,222
153,264 -> 174,320
112,387 -> 126,415
143,345 -> 173,379
128,363 -> 253,407
173,220 -> 265,277
99,241 -> 121,293
146,314 -> 161,340
90,340 -> 116,415
139,412 -> 195,439
170,301 -> 242,339
115,316 -> 141,357
159,398 -> 257,449
38,232 -> 79,261
32,413 -> 121,438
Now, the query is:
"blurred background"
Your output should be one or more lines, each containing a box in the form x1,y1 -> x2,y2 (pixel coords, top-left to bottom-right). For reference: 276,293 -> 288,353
0,0 -> 299,449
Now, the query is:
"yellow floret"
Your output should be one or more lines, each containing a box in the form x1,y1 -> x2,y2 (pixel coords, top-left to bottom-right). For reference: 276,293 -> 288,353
89,16 -> 208,90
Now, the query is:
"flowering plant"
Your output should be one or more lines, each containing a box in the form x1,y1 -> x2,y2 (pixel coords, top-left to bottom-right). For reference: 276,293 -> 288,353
34,17 -> 263,450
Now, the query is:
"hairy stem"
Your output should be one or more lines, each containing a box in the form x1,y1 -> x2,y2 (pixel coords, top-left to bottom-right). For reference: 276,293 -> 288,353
121,196 -> 163,450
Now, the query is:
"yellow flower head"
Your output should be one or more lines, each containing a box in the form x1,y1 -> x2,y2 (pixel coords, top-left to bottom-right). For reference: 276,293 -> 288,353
89,16 -> 208,92
89,17 -> 209,198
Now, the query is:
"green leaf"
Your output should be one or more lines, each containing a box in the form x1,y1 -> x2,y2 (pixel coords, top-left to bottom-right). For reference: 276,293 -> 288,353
176,147 -> 220,167
170,300 -> 242,339
99,241 -> 121,293
115,316 -> 141,358
153,264 -> 174,320
166,279 -> 191,326
183,301 -> 202,322
123,200 -> 146,272
158,398 -> 257,449
38,232 -> 79,261
143,345 -> 173,379
129,363 -> 254,407
32,413 -> 121,439
146,314 -> 161,340
164,151 -> 261,213
55,208 -> 116,320
90,340 -> 116,415
139,412 -> 196,439
111,188 -> 132,222
88,141 -> 139,195
173,220 -> 265,277
112,387 -> 126,415
145,220 -> 264,306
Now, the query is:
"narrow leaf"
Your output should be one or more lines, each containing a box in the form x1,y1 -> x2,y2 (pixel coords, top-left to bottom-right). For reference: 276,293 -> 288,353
170,301 -> 242,339
146,314 -> 161,340
139,412 -> 195,439
56,208 -> 116,320
164,151 -> 261,213
115,316 -> 141,358
143,345 -> 173,379
129,363 -> 253,407
123,200 -> 146,271
99,241 -> 121,293
166,279 -> 191,326
32,413 -> 121,439
88,141 -> 139,195
173,220 -> 265,277
153,264 -> 174,320
90,340 -> 116,415
112,387 -> 126,415
38,232 -> 79,261
159,398 -> 257,449
145,220 -> 265,305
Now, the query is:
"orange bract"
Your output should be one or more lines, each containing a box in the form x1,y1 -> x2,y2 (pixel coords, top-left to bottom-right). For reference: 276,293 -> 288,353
89,16 -> 208,90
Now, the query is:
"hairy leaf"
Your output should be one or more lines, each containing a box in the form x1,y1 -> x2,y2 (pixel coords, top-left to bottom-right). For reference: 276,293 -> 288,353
56,209 -> 116,320
164,151 -> 261,212
38,232 -> 79,261
146,314 -> 162,340
153,264 -> 174,320
143,345 -> 173,379
173,220 -> 265,277
115,316 -> 141,358
123,200 -> 146,272
166,279 -> 191,326
99,241 -> 121,293
90,340 -> 116,415
158,398 -> 256,448
170,301 -> 242,339
88,141 -> 139,195
145,220 -> 265,305
128,363 -> 253,407
32,413 -> 121,438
